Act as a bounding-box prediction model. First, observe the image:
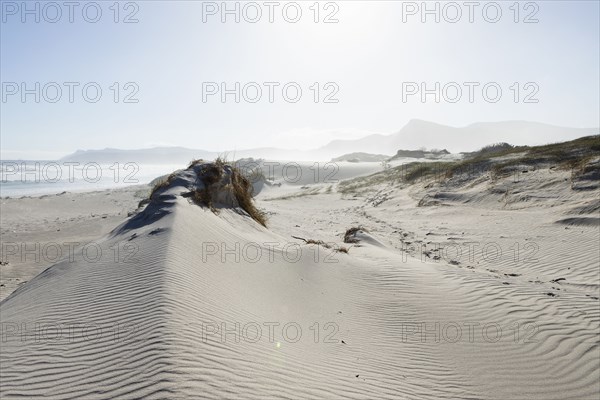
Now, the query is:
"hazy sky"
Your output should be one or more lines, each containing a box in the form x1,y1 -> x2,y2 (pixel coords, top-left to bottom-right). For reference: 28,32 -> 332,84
1,0 -> 599,159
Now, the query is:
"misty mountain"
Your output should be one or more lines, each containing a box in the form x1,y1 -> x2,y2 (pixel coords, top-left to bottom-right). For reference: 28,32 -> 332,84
319,120 -> 599,156
331,153 -> 390,163
60,120 -> 599,163
60,147 -> 216,164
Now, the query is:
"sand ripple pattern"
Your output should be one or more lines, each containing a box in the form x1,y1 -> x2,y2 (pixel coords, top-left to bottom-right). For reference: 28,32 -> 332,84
1,198 -> 599,399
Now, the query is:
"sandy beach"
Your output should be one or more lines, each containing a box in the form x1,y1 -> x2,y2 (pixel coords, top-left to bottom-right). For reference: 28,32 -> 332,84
3,1 -> 599,397
1,146 -> 598,399
0,186 -> 147,301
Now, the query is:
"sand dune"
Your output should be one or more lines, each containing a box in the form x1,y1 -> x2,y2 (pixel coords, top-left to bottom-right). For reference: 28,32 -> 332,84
1,159 -> 599,399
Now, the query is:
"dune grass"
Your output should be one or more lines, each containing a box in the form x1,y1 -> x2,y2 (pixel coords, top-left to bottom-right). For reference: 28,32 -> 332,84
230,167 -> 268,227
143,157 -> 267,227
339,135 -> 600,194
335,246 -> 350,253
344,226 -> 368,243
292,235 -> 350,253
190,158 -> 267,227
149,172 -> 177,200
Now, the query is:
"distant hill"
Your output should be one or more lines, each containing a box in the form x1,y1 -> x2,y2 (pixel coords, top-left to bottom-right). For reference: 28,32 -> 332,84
331,153 -> 390,163
60,147 -> 311,164
60,147 -> 216,164
319,120 -> 598,156
59,120 -> 599,163
389,148 -> 450,160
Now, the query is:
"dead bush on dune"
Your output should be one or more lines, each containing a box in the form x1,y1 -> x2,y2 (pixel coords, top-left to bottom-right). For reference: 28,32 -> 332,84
191,158 -> 267,227
344,227 -> 368,243
139,158 -> 267,227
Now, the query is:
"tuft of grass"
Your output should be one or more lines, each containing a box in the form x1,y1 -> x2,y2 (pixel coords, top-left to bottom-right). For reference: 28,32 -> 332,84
191,157 -> 267,227
230,166 -> 267,227
292,235 -> 349,253
192,186 -> 216,211
148,173 -> 177,200
344,226 -> 368,243
403,162 -> 451,183
307,239 -> 331,249
235,163 -> 267,187
188,158 -> 204,168
472,142 -> 515,157
202,161 -> 225,185
292,235 -> 334,249
190,161 -> 224,211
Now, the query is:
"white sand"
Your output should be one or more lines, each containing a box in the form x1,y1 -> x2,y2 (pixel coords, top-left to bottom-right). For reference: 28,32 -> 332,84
0,186 -> 146,301
0,161 -> 598,399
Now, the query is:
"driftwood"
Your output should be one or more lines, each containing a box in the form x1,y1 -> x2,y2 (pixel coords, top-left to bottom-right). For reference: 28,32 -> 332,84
291,235 -> 309,243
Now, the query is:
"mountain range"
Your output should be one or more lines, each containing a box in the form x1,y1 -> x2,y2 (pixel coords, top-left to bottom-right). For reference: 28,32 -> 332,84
60,120 -> 599,163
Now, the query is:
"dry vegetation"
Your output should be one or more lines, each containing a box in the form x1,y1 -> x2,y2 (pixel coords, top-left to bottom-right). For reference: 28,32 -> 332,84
144,157 -> 267,227
339,135 -> 600,194
148,172 -> 177,200
292,235 -> 350,254
344,227 -> 368,244
334,246 -> 350,254
191,158 -> 267,227
292,235 -> 332,248
230,167 -> 267,227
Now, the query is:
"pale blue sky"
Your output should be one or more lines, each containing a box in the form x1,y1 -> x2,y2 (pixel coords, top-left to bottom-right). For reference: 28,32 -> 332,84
1,0 -> 599,159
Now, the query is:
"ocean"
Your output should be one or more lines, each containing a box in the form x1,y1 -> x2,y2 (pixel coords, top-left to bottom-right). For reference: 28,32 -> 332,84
0,161 -> 182,198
